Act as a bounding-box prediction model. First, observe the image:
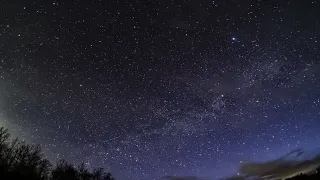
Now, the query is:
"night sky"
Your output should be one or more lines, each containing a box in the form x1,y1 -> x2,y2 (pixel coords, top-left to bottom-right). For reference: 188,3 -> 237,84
1,0 -> 320,180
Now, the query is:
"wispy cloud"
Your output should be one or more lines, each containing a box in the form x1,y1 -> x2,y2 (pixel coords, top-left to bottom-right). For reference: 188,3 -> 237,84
162,148 -> 320,180
225,148 -> 320,180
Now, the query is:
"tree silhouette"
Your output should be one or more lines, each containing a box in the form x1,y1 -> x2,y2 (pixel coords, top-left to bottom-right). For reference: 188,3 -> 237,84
2,126 -> 320,180
51,160 -> 78,180
0,127 -> 51,179
51,160 -> 115,180
0,127 -> 115,180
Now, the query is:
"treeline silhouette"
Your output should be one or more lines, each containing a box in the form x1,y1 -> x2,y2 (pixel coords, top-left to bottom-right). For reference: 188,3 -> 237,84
285,168 -> 320,180
2,126 -> 320,180
0,127 -> 115,180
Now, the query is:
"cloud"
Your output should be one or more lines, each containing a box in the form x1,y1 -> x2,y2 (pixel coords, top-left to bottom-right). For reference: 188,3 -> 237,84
225,148 -> 320,180
163,148 -> 320,180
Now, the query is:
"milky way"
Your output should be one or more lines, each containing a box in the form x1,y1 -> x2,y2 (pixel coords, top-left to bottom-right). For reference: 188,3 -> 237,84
1,1 -> 320,180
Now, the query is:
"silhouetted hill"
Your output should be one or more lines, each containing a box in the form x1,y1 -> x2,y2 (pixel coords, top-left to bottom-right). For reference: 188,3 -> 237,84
285,167 -> 320,180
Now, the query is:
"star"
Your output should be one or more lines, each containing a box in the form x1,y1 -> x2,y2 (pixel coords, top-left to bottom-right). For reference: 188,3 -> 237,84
0,1 -> 319,180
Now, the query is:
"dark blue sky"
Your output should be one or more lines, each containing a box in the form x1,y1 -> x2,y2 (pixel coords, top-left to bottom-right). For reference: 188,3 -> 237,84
0,0 -> 320,179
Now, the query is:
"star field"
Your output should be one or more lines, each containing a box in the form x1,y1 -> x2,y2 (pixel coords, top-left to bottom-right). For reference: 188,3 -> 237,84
1,1 -> 320,179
